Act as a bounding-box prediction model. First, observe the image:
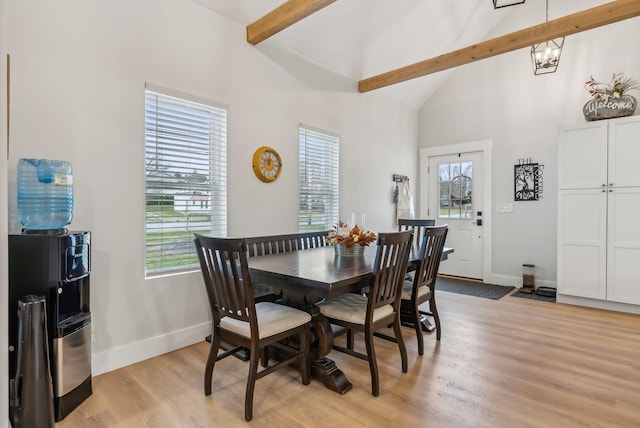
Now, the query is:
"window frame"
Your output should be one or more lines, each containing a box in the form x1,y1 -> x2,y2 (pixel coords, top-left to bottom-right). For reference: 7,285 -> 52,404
298,125 -> 340,232
144,84 -> 227,277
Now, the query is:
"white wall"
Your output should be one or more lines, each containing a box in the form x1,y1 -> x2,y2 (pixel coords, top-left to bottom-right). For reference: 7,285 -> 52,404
5,0 -> 417,374
418,3 -> 640,287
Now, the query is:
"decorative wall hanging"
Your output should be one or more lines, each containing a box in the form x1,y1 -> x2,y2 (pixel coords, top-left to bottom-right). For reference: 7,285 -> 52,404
583,73 -> 639,121
514,158 -> 544,201
392,174 -> 407,203
393,175 -> 415,219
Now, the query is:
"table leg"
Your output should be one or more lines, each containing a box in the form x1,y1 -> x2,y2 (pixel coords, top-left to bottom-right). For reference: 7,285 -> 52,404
308,309 -> 352,394
280,291 -> 353,394
310,358 -> 352,394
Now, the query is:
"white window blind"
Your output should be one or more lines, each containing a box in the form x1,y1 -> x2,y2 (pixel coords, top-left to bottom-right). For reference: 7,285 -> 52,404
298,126 -> 339,231
145,88 -> 227,276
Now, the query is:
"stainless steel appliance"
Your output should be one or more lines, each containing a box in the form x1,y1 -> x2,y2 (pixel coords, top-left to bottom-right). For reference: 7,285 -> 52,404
8,230 -> 92,422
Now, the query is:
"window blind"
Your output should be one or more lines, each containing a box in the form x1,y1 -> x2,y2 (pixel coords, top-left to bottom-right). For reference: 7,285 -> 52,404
144,88 -> 227,276
298,126 -> 339,231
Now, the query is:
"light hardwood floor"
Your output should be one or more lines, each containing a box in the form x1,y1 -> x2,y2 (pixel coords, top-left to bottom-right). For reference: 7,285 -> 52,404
57,290 -> 640,427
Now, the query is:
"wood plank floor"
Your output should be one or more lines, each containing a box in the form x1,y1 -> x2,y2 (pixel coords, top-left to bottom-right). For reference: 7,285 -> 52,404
57,290 -> 640,427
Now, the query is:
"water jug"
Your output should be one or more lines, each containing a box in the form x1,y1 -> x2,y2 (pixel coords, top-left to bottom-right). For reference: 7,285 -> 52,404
17,159 -> 73,230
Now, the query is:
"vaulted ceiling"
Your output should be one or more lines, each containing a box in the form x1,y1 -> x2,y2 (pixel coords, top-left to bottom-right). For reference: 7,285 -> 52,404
193,0 -> 638,109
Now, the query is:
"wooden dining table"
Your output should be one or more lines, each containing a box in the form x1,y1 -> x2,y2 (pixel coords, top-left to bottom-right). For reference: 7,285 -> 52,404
248,244 -> 453,394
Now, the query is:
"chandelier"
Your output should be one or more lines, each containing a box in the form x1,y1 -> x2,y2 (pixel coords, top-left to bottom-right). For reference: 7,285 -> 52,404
531,0 -> 564,75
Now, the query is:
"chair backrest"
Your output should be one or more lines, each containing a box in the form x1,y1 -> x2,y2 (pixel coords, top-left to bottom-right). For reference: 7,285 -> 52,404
413,225 -> 448,292
368,230 -> 414,316
245,231 -> 329,257
398,218 -> 435,248
194,234 -> 257,331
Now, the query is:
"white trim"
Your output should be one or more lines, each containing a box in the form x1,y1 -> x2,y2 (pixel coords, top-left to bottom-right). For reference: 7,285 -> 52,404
490,273 -> 557,289
92,322 -> 210,376
419,140 -> 493,283
145,82 -> 230,111
297,122 -> 340,139
557,294 -> 640,315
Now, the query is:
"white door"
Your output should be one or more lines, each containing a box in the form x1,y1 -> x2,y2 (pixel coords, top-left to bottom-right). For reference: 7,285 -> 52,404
557,189 -> 607,299
428,152 -> 484,279
607,186 -> 640,304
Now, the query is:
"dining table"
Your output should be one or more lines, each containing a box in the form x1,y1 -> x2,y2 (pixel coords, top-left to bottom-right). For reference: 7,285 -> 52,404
247,243 -> 453,394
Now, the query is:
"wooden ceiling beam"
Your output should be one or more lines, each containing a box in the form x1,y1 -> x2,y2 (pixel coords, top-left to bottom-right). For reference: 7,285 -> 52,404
247,0 -> 337,45
359,0 -> 640,93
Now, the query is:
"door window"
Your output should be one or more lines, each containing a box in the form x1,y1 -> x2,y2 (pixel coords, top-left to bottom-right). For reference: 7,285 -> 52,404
438,161 -> 473,219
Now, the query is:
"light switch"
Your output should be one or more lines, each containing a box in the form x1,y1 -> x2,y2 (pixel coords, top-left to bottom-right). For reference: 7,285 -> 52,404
496,203 -> 513,213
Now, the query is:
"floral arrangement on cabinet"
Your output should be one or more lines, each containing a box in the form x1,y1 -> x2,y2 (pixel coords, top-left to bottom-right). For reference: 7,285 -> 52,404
326,221 -> 376,248
584,73 -> 640,101
583,73 -> 639,121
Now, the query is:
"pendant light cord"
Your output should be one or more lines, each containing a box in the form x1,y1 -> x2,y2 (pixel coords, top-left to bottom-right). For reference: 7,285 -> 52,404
546,0 -> 549,23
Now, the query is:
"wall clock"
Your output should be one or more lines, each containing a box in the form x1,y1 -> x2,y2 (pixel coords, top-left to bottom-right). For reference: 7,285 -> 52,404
252,146 -> 282,183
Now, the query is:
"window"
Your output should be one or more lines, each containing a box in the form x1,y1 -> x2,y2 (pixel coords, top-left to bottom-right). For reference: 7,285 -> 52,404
437,160 -> 473,219
144,85 -> 227,277
298,126 -> 339,231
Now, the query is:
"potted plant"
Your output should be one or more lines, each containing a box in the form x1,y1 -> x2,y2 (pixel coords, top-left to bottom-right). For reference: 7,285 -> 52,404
583,73 -> 639,121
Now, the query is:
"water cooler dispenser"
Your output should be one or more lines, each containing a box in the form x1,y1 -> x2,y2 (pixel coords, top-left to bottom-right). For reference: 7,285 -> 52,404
8,230 -> 92,422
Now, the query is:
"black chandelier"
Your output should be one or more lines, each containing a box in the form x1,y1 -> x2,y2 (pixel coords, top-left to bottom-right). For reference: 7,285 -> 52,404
531,0 -> 564,75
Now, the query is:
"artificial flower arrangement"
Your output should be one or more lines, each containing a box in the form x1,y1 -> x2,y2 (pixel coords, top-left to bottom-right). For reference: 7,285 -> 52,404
584,73 -> 640,101
326,221 -> 376,248
583,73 -> 639,121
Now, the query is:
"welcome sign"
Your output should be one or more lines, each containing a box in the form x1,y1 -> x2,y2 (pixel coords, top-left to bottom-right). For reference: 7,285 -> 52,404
583,94 -> 636,121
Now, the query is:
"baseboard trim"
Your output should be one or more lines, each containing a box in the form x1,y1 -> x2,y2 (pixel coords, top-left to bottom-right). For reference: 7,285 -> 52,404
557,294 -> 640,315
478,273 -> 557,290
92,322 -> 210,376
438,274 -> 484,283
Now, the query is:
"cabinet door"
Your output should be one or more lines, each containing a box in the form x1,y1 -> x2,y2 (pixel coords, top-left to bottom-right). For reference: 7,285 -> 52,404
557,189 -> 607,299
607,187 -> 640,304
608,116 -> 640,188
558,122 -> 607,190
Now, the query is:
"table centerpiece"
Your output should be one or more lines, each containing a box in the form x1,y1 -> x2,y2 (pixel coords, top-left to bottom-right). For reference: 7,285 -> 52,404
326,221 -> 376,256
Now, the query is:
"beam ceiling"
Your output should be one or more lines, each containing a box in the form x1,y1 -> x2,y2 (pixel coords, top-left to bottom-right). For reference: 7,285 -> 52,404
247,0 -> 337,45
359,0 -> 640,93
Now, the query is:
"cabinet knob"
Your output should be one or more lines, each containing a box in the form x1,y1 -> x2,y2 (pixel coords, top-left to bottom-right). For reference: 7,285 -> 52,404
609,183 -> 613,186
602,184 -> 606,187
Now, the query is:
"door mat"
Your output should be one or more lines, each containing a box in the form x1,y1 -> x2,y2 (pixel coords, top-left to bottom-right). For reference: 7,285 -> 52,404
436,276 -> 514,300
511,289 -> 556,303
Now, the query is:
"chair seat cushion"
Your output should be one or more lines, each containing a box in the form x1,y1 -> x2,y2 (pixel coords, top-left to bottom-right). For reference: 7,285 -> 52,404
400,281 -> 431,301
220,302 -> 311,339
317,293 -> 394,325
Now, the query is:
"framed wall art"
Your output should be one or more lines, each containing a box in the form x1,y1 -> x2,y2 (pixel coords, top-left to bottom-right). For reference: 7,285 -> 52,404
514,160 -> 544,201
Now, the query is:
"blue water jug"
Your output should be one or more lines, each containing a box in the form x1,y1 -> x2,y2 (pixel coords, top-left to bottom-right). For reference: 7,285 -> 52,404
17,159 -> 73,230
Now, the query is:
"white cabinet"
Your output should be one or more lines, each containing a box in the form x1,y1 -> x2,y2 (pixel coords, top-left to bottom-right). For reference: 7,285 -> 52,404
558,116 -> 640,306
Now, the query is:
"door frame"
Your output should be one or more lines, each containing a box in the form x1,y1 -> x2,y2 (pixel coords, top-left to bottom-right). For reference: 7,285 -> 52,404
419,140 -> 493,283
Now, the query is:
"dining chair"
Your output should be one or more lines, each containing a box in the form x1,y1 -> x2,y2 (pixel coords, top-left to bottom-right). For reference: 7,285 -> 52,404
194,234 -> 312,421
401,224 -> 448,355
398,218 -> 435,249
317,230 -> 413,396
245,230 -> 330,302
